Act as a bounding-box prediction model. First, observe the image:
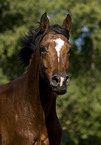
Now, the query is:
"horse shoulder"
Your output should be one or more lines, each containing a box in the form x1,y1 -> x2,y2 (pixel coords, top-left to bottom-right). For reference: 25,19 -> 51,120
0,74 -> 27,124
0,74 -> 26,96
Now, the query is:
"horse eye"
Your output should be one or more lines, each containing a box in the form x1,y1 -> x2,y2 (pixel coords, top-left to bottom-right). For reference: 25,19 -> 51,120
68,48 -> 72,55
40,46 -> 47,54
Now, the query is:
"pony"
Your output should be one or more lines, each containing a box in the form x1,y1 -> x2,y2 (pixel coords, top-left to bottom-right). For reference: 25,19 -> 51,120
0,13 -> 71,145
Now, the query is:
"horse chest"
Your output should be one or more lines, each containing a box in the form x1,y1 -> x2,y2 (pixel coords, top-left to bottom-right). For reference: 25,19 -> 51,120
1,119 -> 35,145
0,105 -> 43,145
14,107 -> 42,139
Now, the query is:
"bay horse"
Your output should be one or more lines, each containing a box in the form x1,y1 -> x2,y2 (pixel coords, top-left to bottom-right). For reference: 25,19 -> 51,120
0,13 -> 71,145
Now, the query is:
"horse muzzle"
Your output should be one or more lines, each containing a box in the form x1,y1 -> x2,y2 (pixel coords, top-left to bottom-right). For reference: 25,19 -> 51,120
50,73 -> 70,95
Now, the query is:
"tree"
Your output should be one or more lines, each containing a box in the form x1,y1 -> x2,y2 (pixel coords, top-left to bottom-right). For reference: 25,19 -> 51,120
0,0 -> 41,83
0,0 -> 101,145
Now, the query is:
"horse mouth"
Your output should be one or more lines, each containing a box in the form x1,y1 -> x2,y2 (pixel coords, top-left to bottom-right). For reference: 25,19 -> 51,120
52,87 -> 67,95
55,89 -> 67,95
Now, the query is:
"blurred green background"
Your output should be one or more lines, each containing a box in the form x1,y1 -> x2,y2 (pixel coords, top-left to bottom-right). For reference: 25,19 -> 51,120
0,0 -> 101,144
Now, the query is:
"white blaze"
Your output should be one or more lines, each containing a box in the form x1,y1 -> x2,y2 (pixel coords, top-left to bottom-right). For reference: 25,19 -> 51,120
54,38 -> 64,62
60,77 -> 64,87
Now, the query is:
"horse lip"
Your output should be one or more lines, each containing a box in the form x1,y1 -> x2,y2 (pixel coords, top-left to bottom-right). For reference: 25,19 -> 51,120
51,86 -> 67,95
55,89 -> 67,95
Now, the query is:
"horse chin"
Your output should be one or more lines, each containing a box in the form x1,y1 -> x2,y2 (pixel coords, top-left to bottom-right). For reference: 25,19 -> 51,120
53,87 -> 67,95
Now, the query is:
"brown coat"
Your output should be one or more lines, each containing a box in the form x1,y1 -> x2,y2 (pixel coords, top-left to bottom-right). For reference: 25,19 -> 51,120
0,49 -> 49,145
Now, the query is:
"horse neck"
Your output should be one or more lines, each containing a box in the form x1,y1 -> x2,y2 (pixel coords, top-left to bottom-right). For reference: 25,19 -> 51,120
39,76 -> 57,118
26,49 -> 41,103
27,49 -> 40,81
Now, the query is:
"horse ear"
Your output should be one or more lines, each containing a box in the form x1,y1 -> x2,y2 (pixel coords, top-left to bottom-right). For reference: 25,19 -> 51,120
40,12 -> 49,32
62,14 -> 71,31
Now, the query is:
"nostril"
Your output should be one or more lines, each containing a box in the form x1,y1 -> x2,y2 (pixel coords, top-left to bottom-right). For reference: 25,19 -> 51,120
51,75 -> 60,87
66,76 -> 69,80
66,75 -> 70,85
52,76 -> 59,84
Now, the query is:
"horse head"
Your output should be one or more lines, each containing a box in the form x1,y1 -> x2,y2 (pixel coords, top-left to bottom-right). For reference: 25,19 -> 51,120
39,13 -> 72,95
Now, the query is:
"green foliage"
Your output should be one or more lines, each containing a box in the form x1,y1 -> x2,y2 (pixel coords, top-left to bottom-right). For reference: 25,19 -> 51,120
0,0 -> 101,145
57,79 -> 101,145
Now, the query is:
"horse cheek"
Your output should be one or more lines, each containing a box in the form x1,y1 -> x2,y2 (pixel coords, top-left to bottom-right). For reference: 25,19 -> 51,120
65,57 -> 69,70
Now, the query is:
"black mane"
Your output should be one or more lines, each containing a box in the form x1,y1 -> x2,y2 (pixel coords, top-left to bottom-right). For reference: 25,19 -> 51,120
18,24 -> 69,66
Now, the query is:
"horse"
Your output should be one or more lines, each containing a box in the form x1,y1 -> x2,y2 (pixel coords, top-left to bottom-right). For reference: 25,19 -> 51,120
0,13 -> 71,145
